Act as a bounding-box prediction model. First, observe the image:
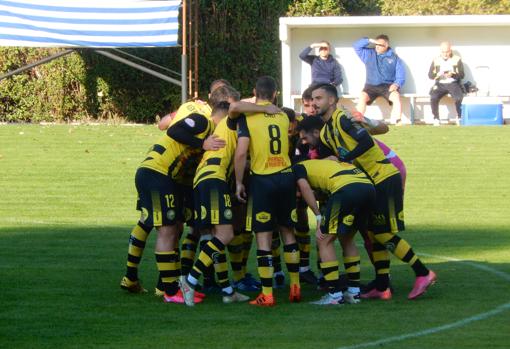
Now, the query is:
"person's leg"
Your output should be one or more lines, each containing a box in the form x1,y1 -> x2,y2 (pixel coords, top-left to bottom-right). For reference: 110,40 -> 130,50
388,91 -> 402,124
121,220 -> 152,292
280,226 -> 301,302
448,83 -> 464,119
430,85 -> 448,122
340,232 -> 361,300
250,231 -> 275,305
356,91 -> 370,114
311,234 -> 344,305
156,225 -> 181,298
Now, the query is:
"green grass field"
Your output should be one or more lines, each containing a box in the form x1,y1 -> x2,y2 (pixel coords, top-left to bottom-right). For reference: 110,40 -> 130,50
1,124 -> 509,349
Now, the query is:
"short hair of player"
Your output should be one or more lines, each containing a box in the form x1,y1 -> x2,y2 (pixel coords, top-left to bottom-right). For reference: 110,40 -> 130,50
211,101 -> 230,116
209,85 -> 240,108
296,115 -> 324,133
312,83 -> 339,103
209,79 -> 231,93
302,84 -> 318,101
255,76 -> 278,100
281,107 -> 296,123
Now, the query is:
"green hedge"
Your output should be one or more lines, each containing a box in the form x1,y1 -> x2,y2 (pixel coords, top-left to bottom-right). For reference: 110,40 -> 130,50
1,0 -> 507,122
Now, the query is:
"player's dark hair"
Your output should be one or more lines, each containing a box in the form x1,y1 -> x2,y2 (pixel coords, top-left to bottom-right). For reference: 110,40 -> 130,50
376,34 -> 389,43
312,83 -> 339,102
281,107 -> 296,123
302,84 -> 318,101
209,79 -> 231,93
296,116 -> 324,133
209,85 -> 240,108
211,101 -> 230,116
255,76 -> 278,100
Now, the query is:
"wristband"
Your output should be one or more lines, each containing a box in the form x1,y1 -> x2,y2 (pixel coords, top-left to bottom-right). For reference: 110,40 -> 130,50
315,214 -> 322,223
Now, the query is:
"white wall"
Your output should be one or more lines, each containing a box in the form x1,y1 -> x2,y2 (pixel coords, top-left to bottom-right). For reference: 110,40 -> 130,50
280,16 -> 510,123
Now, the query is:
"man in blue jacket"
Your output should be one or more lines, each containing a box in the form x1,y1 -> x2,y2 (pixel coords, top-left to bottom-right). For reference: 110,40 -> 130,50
353,35 -> 405,125
299,41 -> 343,89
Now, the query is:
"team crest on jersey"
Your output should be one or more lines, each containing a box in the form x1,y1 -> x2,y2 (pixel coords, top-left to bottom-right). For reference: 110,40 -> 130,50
201,206 -> 207,220
166,209 -> 176,221
256,211 -> 271,223
224,208 -> 233,220
291,209 -> 298,223
140,207 -> 149,223
342,214 -> 354,226
184,118 -> 196,128
372,214 -> 386,226
398,211 -> 404,221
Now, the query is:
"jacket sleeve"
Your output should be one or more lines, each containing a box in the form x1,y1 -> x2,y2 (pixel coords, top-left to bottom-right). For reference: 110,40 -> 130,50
394,56 -> 406,88
332,60 -> 343,86
299,46 -> 315,65
428,60 -> 437,80
455,58 -> 465,80
353,37 -> 371,62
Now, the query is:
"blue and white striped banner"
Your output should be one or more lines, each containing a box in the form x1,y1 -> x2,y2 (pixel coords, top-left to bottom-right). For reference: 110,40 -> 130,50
0,0 -> 181,47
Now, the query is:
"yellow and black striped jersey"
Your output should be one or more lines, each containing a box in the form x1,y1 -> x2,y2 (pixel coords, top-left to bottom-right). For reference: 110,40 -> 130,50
237,102 -> 291,175
320,108 -> 398,184
173,101 -> 212,124
193,117 -> 238,187
293,159 -> 372,195
139,113 -> 214,178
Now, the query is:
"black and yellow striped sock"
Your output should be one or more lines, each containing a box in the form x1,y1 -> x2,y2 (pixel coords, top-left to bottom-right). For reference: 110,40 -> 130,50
213,249 -> 230,292
320,260 -> 341,293
155,250 -> 180,296
241,231 -> 253,276
180,233 -> 199,275
283,243 -> 300,287
256,249 -> 274,296
295,229 -> 311,270
343,255 -> 361,288
125,221 -> 152,281
376,232 -> 429,277
227,231 -> 244,282
271,233 -> 282,274
189,238 -> 220,280
369,230 -> 391,291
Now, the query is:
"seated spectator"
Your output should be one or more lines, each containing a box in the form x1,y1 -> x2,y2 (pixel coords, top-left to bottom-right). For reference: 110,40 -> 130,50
428,41 -> 465,126
353,35 -> 405,125
299,41 -> 343,88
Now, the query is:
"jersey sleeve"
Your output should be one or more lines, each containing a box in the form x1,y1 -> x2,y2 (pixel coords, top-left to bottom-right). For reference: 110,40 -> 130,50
292,163 -> 308,181
236,115 -> 250,138
167,113 -> 209,148
226,117 -> 238,131
339,116 -> 374,161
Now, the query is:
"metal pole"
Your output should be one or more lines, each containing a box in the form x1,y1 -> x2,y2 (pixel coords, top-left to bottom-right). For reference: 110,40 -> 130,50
194,0 -> 199,99
0,49 -> 74,81
95,50 -> 181,86
181,0 -> 188,103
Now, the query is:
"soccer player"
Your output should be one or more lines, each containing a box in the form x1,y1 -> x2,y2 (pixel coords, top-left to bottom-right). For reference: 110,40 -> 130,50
230,76 -> 301,307
120,86 -> 239,303
293,156 -> 375,305
179,101 -> 250,306
311,83 -> 436,300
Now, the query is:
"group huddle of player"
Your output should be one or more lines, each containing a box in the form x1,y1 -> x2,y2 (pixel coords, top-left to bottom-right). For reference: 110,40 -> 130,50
120,76 -> 436,307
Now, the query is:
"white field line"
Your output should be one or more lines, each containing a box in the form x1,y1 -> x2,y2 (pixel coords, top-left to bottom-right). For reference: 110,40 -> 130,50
336,253 -> 510,349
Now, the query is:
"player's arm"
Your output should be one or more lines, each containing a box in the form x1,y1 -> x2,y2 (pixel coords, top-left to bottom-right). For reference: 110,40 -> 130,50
347,111 -> 389,135
228,101 -> 281,119
234,116 -> 250,203
338,117 -> 374,162
294,164 -> 324,239
167,113 -> 225,150
158,112 -> 175,130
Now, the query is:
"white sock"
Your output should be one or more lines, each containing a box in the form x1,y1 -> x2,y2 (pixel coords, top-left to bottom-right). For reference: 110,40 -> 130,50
299,266 -> 310,273
187,274 -> 199,286
347,287 -> 360,294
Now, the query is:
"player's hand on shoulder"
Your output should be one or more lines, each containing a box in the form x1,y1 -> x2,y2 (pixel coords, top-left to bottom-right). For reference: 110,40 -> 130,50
203,134 -> 226,151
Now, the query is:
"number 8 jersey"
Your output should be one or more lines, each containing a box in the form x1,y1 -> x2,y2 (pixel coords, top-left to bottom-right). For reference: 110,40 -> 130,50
236,102 -> 291,175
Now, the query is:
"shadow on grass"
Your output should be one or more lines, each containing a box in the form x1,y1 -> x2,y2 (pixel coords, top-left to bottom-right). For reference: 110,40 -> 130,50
1,224 -> 509,349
